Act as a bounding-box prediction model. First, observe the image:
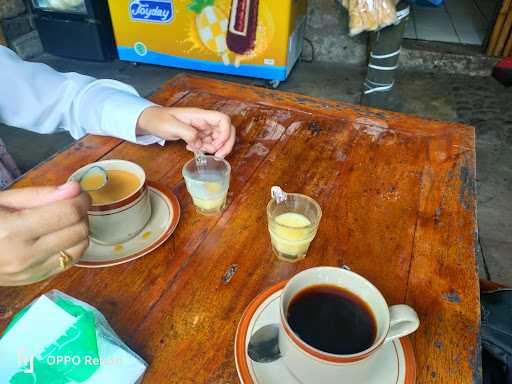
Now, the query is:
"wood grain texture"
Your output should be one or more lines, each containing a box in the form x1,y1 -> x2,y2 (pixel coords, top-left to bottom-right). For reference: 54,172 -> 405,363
504,29 -> 512,57
496,11 -> 512,57
0,75 -> 479,383
487,0 -> 511,56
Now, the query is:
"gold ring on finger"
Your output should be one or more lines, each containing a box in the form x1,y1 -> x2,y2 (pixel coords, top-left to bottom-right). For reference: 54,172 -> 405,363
58,250 -> 73,270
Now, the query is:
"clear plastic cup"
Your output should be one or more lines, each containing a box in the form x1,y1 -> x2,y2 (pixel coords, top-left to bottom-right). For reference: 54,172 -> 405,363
267,193 -> 322,262
182,156 -> 231,215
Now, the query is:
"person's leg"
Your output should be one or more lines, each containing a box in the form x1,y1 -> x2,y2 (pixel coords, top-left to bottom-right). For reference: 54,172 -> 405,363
480,281 -> 512,383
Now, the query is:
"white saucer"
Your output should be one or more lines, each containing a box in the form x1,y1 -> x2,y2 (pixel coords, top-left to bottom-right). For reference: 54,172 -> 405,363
235,282 -> 416,384
77,182 -> 180,268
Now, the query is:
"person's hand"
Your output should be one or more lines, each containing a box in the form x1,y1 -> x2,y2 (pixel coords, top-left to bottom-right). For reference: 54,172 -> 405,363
0,182 -> 91,286
136,106 -> 236,158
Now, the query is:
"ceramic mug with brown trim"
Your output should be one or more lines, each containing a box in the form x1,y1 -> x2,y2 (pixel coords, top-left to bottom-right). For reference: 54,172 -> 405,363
69,160 -> 151,245
278,267 -> 420,383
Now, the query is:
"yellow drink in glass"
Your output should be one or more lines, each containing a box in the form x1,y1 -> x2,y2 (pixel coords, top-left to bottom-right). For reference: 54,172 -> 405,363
190,181 -> 227,212
267,194 -> 322,262
182,157 -> 231,215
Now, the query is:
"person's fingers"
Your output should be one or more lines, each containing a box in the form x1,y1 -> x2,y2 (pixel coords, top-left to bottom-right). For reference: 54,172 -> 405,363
200,135 -> 213,144
35,239 -> 88,273
165,118 -> 201,147
187,142 -> 220,155
215,124 -> 236,158
33,220 -> 89,257
141,108 -> 202,145
61,239 -> 90,265
16,255 -> 66,285
3,219 -> 89,274
7,192 -> 91,240
202,144 -> 218,154
0,239 -> 88,284
41,240 -> 89,278
178,109 -> 231,143
0,182 -> 81,210
1,239 -> 89,286
172,108 -> 225,125
190,117 -> 211,132
209,113 -> 232,147
198,128 -> 215,138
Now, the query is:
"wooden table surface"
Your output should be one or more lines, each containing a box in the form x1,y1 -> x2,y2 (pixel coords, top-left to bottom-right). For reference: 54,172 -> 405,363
0,75 -> 480,383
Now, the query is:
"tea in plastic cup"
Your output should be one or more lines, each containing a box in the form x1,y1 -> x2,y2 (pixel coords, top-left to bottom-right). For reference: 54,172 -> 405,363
267,192 -> 322,262
182,156 -> 231,215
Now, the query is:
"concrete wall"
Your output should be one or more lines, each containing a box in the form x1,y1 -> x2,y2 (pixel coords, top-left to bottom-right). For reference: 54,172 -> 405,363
305,0 -> 367,66
304,0 -> 494,76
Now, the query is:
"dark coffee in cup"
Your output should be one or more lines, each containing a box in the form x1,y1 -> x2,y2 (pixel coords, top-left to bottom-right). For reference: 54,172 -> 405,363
286,284 -> 376,355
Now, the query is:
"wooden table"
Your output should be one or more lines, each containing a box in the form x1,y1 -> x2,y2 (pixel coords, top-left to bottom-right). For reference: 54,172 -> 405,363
0,75 -> 480,383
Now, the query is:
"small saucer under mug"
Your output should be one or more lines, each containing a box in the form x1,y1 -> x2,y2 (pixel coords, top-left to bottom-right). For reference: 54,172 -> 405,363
235,282 -> 416,384
77,181 -> 180,268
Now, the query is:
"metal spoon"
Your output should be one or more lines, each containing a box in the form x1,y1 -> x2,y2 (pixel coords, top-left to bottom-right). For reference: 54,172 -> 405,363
271,186 -> 287,204
194,150 -> 207,167
79,166 -> 108,191
247,324 -> 281,363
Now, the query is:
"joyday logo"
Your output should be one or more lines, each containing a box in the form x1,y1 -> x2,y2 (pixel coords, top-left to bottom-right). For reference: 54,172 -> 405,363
129,0 -> 174,23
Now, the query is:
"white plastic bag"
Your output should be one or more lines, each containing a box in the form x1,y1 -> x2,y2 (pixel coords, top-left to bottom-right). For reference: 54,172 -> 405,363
0,290 -> 147,384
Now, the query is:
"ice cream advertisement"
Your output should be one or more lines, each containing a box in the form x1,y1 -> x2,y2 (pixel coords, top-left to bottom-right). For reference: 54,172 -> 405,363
108,0 -> 307,80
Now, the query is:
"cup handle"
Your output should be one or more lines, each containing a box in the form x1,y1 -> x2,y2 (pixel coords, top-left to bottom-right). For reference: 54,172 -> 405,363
384,305 -> 420,343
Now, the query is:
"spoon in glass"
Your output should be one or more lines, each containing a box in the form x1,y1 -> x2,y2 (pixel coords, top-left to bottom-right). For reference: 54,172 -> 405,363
194,150 -> 207,170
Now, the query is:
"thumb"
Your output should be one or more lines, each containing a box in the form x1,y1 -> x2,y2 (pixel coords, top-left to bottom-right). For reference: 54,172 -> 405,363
0,181 -> 82,210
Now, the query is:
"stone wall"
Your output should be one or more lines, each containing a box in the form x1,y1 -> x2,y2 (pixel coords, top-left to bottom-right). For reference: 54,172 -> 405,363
0,0 -> 42,58
0,0 -> 30,41
0,0 -> 25,19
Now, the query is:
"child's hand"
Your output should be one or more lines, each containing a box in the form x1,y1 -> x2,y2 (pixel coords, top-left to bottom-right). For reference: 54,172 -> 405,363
136,106 -> 236,158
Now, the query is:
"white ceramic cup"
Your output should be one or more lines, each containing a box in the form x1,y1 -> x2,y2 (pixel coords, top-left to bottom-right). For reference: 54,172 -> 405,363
69,160 -> 151,245
277,267 -> 419,383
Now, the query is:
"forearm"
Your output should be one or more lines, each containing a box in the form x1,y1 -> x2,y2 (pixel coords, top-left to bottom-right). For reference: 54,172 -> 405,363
0,46 -> 161,144
73,79 -> 162,144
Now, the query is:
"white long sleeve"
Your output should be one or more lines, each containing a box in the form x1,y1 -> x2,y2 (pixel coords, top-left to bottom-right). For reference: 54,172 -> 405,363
0,46 -> 163,145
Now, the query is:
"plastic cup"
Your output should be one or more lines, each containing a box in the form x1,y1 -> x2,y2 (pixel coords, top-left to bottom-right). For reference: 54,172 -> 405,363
182,156 -> 231,215
267,193 -> 322,262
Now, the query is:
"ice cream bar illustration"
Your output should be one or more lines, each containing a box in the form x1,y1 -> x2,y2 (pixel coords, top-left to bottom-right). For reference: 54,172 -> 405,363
188,0 -> 230,65
226,0 -> 260,55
